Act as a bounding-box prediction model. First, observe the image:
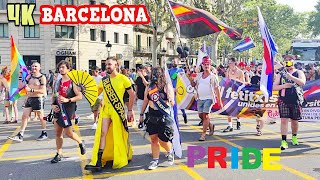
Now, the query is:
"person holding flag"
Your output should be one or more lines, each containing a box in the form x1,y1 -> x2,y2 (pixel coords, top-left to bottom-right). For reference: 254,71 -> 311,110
168,58 -> 188,124
8,62 -> 47,142
138,67 -> 175,170
273,55 -> 306,150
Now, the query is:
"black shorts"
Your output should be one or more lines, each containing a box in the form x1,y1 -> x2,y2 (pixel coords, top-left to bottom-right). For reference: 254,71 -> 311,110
146,115 -> 174,142
24,97 -> 44,111
278,99 -> 302,120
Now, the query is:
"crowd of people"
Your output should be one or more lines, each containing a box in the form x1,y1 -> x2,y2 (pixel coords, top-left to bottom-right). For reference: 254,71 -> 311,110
0,54 -> 315,171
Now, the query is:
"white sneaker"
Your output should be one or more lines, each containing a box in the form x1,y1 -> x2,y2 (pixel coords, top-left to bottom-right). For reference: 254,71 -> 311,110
91,123 -> 97,130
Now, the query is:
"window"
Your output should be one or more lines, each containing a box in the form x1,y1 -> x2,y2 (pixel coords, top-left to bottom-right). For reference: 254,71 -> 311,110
0,0 -> 7,10
89,0 -> 96,5
101,30 -> 106,42
124,34 -> 128,44
114,32 -> 119,43
24,25 -> 40,38
147,37 -> 152,48
0,23 -> 8,38
54,0 -> 73,5
55,25 -> 74,39
136,35 -> 141,51
90,29 -> 96,41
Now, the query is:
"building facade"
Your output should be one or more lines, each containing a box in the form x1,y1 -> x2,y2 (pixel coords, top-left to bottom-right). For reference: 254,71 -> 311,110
0,0 -> 134,74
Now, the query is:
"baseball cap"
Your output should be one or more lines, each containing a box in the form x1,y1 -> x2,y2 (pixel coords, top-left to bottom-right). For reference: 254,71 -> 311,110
202,56 -> 211,64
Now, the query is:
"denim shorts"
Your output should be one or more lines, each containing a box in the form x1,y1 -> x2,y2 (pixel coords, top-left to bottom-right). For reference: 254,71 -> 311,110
197,99 -> 214,113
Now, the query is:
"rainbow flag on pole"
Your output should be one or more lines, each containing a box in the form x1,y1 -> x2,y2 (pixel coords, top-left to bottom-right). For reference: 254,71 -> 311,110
9,36 -> 28,101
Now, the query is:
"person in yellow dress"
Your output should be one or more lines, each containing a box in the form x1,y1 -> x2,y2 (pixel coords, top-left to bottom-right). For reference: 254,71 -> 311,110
85,57 -> 135,171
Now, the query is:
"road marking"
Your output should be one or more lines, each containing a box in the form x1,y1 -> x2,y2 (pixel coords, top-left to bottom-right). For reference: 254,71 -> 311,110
73,124 -> 94,179
244,123 -> 320,148
0,127 -> 20,159
180,165 -> 205,180
187,124 -> 317,180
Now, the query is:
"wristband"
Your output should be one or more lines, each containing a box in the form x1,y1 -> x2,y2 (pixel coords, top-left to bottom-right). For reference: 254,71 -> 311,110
128,110 -> 132,111
140,114 -> 144,116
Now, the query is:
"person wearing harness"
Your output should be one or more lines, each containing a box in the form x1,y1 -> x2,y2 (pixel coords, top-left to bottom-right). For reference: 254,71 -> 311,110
8,62 -> 47,142
139,67 -> 175,170
273,55 -> 306,150
50,60 -> 85,163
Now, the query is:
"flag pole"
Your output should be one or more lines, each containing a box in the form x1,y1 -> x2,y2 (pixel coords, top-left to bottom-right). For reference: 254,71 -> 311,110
165,0 -> 188,67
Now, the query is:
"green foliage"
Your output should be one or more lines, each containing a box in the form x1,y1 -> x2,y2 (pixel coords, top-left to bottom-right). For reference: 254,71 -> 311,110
218,0 -> 310,62
308,0 -> 320,37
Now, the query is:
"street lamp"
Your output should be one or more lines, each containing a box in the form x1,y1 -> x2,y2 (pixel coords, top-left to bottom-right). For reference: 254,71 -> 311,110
106,40 -> 112,57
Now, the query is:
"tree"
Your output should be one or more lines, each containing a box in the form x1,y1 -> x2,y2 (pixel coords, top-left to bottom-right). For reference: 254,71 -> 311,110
308,0 -> 320,37
118,0 -> 174,66
216,0 -> 310,63
191,0 -> 244,65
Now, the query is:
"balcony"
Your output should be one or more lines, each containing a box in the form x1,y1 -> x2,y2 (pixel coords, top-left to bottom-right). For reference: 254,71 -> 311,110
133,25 -> 164,35
133,46 -> 152,55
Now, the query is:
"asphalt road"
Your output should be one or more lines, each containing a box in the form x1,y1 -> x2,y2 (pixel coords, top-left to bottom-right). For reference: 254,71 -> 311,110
0,97 -> 320,180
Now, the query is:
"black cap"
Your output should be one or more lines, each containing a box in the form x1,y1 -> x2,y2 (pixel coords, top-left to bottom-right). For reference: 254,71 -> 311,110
138,65 -> 145,69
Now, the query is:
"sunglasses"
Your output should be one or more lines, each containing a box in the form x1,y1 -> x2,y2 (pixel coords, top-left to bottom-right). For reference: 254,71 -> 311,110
285,60 -> 293,67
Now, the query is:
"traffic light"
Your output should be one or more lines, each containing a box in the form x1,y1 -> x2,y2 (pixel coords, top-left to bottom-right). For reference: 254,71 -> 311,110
177,46 -> 190,58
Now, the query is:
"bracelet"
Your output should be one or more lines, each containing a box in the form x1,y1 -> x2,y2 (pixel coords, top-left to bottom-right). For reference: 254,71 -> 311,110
140,113 -> 144,116
128,110 -> 132,111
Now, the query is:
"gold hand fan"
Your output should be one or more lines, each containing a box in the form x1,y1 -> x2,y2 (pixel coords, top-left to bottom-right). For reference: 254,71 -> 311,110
67,70 -> 98,106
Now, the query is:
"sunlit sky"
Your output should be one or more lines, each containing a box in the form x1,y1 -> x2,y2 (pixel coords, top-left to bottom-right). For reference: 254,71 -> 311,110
277,0 -> 317,12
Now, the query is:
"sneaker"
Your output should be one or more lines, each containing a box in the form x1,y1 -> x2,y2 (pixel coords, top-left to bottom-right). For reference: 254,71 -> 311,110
79,140 -> 86,155
183,115 -> 187,124
280,140 -> 288,150
223,126 -> 233,132
91,123 -> 97,130
37,132 -> 48,141
51,153 -> 62,163
167,151 -> 174,165
292,136 -> 299,146
236,122 -> 241,130
148,161 -> 159,170
256,131 -> 262,136
8,133 -> 23,142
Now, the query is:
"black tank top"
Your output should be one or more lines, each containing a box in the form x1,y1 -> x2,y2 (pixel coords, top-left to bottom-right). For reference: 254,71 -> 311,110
148,88 -> 168,116
279,71 -> 300,104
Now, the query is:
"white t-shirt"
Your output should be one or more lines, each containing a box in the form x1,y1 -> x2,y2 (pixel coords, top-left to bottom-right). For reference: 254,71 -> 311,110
93,75 -> 103,99
196,72 -> 219,102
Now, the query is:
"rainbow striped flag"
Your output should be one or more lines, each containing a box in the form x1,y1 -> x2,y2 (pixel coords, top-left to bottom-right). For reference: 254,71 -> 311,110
9,36 -> 28,101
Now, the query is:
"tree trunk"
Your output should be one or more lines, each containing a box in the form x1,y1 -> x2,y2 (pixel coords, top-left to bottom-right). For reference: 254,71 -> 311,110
211,33 -> 220,65
152,28 -> 158,66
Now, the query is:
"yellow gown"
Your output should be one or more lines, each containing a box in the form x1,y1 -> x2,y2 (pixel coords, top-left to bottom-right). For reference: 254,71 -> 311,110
89,74 -> 133,169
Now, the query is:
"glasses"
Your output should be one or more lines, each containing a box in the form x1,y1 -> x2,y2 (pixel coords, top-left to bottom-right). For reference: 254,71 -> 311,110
285,60 -> 293,67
